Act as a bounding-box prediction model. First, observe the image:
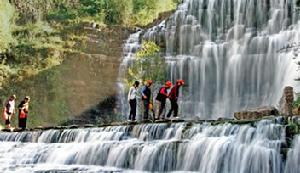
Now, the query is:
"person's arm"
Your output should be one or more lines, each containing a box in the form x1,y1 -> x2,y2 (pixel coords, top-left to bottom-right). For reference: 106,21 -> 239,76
160,88 -> 168,97
128,87 -> 133,101
5,102 -> 10,114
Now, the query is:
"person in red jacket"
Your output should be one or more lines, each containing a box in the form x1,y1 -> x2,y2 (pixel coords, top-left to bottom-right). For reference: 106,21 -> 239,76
155,80 -> 172,120
166,80 -> 184,119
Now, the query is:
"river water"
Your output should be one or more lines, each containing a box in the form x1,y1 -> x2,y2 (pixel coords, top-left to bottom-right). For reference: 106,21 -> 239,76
1,118 -> 299,172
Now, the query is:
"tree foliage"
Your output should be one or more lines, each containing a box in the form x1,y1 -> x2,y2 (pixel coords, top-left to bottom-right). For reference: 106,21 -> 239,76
0,1 -> 15,53
46,0 -> 177,26
127,41 -> 166,88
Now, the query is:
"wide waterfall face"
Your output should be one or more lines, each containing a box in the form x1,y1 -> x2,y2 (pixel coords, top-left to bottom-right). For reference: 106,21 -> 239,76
0,119 -> 289,172
140,0 -> 300,119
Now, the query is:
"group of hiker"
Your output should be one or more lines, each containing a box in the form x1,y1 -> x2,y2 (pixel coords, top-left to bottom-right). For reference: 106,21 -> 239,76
128,79 -> 184,121
2,95 -> 30,130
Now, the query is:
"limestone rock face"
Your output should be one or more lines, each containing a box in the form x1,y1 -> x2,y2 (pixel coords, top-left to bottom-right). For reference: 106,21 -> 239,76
279,86 -> 294,116
234,106 -> 279,120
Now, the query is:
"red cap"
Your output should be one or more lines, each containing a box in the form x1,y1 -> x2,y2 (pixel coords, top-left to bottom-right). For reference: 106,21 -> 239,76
176,79 -> 185,85
165,80 -> 172,88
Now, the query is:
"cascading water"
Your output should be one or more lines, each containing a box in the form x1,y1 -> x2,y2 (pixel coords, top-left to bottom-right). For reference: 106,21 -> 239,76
285,135 -> 300,173
117,30 -> 143,120
119,0 -> 300,119
0,119 -> 292,172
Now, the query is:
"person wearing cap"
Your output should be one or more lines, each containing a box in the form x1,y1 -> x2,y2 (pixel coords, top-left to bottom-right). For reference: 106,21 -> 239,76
155,80 -> 172,120
141,80 -> 153,120
3,95 -> 16,129
166,80 -> 184,119
128,81 -> 140,121
18,96 -> 30,130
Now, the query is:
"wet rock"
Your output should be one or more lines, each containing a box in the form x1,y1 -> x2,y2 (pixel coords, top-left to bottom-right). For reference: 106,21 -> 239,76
68,125 -> 79,129
33,126 -> 54,131
171,119 -> 185,123
234,106 -> 279,120
1,128 -> 11,132
83,124 -> 95,128
292,107 -> 299,115
279,86 -> 294,116
52,126 -> 68,130
286,123 -> 299,147
13,128 -> 24,132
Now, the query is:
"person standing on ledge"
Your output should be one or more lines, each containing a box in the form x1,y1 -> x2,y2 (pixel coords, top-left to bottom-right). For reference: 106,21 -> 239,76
18,96 -> 30,130
167,80 -> 184,119
141,80 -> 153,120
155,80 -> 172,120
128,81 -> 140,121
3,95 -> 16,129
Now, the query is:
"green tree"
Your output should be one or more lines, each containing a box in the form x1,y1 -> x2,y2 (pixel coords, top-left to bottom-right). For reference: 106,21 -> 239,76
79,0 -> 104,16
126,41 -> 166,87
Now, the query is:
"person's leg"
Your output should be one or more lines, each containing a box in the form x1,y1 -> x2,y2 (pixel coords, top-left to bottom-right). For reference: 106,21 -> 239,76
19,118 -> 26,130
132,99 -> 137,121
155,100 -> 160,120
157,101 -> 162,119
19,118 -> 24,129
5,113 -> 11,128
24,117 -> 27,130
166,100 -> 174,118
143,100 -> 149,120
5,119 -> 10,128
129,99 -> 134,120
173,101 -> 179,117
18,117 -> 21,129
160,101 -> 166,119
159,102 -> 166,119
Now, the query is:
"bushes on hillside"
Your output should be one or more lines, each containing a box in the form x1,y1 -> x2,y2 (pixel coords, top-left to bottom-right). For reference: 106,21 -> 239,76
46,0 -> 177,26
126,41 -> 166,88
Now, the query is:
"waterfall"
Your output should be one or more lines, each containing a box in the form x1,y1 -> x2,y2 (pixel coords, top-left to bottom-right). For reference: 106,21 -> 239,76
118,0 -> 300,119
117,30 -> 143,120
285,135 -> 300,173
0,119 -> 289,172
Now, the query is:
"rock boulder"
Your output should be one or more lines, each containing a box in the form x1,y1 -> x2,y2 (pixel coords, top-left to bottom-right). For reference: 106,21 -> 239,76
234,106 -> 279,120
279,86 -> 294,116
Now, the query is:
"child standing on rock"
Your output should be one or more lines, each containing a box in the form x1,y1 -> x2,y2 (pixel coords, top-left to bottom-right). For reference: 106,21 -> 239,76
3,95 -> 16,129
18,96 -> 30,130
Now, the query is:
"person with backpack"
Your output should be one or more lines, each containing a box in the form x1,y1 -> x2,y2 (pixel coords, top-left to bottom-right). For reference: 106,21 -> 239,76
18,96 -> 30,130
167,80 -> 184,119
128,81 -> 140,121
3,95 -> 16,129
141,80 -> 153,120
155,81 -> 172,120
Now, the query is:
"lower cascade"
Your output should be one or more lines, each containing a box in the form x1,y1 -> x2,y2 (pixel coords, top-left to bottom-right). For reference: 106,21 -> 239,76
0,119 -> 299,172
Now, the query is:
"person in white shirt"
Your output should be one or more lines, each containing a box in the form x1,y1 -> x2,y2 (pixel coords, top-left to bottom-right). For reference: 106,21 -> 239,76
3,95 -> 16,129
128,81 -> 140,121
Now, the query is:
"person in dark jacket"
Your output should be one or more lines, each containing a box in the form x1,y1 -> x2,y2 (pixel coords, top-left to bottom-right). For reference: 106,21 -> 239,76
18,96 -> 30,130
167,80 -> 184,119
141,80 -> 153,120
128,81 -> 140,121
155,81 -> 172,120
